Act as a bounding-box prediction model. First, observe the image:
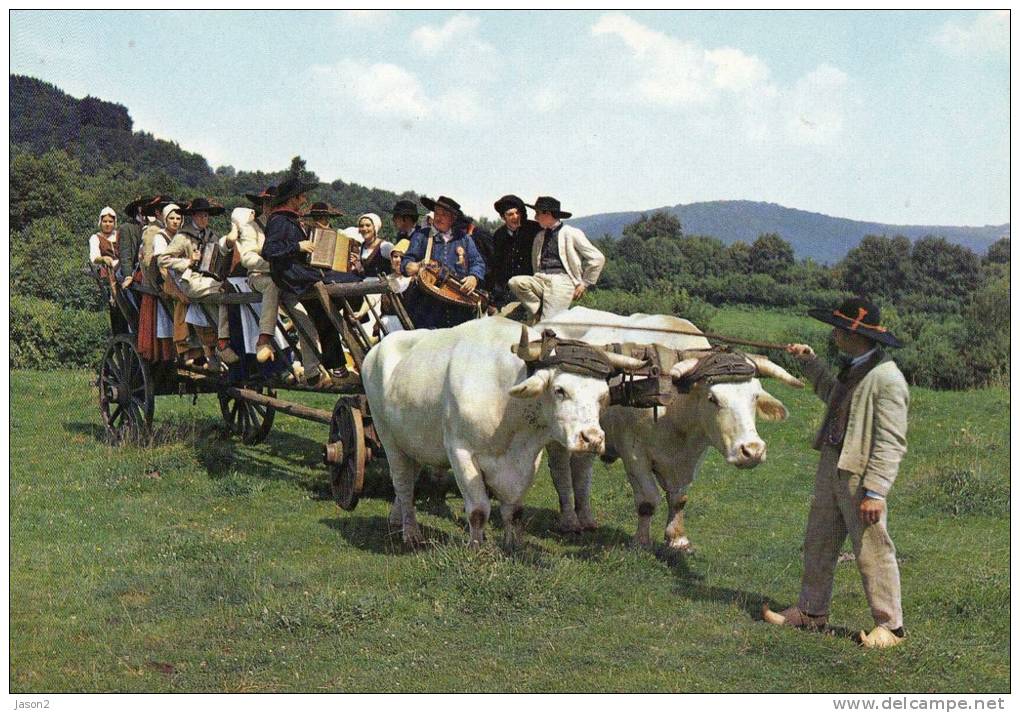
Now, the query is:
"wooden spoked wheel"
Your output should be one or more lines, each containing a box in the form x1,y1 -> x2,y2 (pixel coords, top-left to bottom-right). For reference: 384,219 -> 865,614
327,398 -> 366,511
97,335 -> 154,444
218,388 -> 276,445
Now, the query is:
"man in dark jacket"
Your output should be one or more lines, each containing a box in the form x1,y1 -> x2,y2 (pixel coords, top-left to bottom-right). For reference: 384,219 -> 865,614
117,195 -> 149,288
262,177 -> 357,385
489,194 -> 539,310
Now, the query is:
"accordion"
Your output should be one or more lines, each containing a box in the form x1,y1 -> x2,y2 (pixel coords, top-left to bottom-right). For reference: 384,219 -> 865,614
307,227 -> 352,272
198,241 -> 231,280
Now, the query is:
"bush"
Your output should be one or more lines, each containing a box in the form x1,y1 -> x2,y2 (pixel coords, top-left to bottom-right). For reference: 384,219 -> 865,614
10,295 -> 109,369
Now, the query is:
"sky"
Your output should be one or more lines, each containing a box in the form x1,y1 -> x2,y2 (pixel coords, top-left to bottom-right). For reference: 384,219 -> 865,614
9,9 -> 1010,225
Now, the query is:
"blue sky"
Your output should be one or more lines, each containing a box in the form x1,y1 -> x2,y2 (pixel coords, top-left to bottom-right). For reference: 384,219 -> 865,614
10,10 -> 1009,225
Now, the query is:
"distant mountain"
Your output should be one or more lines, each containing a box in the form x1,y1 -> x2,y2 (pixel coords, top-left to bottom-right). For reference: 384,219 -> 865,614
571,200 -> 1009,264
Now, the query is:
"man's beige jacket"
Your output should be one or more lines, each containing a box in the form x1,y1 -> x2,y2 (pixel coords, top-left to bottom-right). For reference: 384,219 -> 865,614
531,224 -> 605,287
802,356 -> 910,496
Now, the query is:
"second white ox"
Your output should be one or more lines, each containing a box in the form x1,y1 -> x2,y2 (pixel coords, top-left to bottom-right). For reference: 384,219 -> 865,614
541,307 -> 804,551
362,316 -> 644,547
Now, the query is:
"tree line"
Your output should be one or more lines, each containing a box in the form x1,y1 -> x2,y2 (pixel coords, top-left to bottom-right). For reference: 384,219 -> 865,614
586,211 -> 1009,389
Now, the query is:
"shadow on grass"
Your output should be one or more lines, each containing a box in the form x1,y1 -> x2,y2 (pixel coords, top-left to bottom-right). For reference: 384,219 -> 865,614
321,514 -> 461,555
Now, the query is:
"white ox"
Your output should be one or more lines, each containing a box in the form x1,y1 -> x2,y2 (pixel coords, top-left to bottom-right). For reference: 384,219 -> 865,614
362,316 -> 645,547
541,307 -> 803,550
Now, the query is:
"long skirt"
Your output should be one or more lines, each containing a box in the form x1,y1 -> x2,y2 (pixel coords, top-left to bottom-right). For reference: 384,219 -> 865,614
137,293 -> 174,362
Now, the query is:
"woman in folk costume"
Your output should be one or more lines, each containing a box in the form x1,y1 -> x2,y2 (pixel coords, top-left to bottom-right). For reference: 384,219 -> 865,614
157,201 -> 231,367
352,212 -> 395,278
88,207 -> 130,333
134,200 -> 176,363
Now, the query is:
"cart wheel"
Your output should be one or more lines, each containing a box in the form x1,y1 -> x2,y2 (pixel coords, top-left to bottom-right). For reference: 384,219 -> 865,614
326,398 -> 366,511
218,388 -> 276,445
97,335 -> 154,444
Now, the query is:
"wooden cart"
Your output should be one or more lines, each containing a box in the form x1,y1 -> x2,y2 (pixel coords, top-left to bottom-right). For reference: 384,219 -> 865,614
91,263 -> 414,511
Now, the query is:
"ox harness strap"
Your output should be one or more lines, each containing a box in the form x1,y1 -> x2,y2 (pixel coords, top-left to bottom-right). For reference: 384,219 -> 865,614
525,330 -> 619,378
606,345 -> 756,407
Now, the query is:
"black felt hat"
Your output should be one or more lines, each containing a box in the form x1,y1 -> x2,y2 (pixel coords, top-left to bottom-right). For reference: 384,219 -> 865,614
808,297 -> 902,348
391,199 -> 420,218
419,195 -> 462,217
123,195 -> 148,218
245,185 -> 277,205
271,177 -> 321,207
493,194 -> 526,217
305,201 -> 344,218
142,194 -> 178,216
182,197 -> 225,216
525,196 -> 571,219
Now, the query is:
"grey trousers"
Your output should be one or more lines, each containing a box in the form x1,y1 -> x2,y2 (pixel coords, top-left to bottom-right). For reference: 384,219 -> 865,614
248,273 -> 281,338
798,446 -> 903,630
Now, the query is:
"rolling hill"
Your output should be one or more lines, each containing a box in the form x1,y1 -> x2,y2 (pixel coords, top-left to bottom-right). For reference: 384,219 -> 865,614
571,200 -> 1008,264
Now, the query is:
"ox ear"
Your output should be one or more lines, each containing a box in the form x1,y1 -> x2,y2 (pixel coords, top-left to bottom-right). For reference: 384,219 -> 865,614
756,391 -> 789,422
509,371 -> 550,399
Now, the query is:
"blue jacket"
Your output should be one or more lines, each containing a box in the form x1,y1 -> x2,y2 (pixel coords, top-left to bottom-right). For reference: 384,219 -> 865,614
400,227 -> 486,281
263,209 -> 358,294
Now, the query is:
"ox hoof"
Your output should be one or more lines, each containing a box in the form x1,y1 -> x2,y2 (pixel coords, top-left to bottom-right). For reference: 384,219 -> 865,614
630,536 -> 654,550
666,536 -> 694,554
578,516 -> 599,532
402,526 -> 425,548
554,514 -> 582,534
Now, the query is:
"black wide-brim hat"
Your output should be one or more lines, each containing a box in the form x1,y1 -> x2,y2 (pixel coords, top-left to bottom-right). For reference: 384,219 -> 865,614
182,197 -> 225,216
305,201 -> 344,218
391,199 -> 420,218
271,177 -> 321,207
420,195 -> 462,217
142,194 -> 178,216
808,297 -> 902,348
123,195 -> 147,217
526,196 -> 571,219
245,185 -> 277,205
494,194 -> 527,217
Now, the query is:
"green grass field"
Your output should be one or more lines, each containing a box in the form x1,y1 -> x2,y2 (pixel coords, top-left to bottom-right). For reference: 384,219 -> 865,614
10,315 -> 1010,691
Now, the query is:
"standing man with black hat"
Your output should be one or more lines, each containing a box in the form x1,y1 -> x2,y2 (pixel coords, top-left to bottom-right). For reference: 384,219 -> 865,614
490,194 -> 539,310
118,195 -> 149,288
763,297 -> 909,649
509,196 -> 604,322
398,195 -> 486,329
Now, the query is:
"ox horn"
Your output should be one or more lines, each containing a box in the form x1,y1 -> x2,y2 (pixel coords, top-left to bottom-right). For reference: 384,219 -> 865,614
601,350 -> 648,373
669,358 -> 701,381
511,325 -> 542,361
745,354 -> 804,389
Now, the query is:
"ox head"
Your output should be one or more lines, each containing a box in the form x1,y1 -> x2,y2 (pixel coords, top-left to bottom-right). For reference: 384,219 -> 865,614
670,352 -> 803,469
510,328 -> 646,455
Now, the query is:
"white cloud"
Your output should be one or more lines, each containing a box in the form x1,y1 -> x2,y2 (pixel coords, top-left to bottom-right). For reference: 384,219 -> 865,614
932,11 -> 1008,57
591,13 -> 852,147
411,14 -> 493,56
591,13 -> 769,107
307,58 -> 485,125
309,60 -> 429,120
783,64 -> 850,145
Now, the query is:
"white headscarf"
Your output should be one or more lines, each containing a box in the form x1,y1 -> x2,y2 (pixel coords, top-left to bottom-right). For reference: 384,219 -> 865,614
357,213 -> 382,240
98,206 -> 117,229
162,203 -> 181,222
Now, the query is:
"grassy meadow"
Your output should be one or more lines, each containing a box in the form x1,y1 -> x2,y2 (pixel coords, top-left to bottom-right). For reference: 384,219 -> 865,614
9,308 -> 1010,692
